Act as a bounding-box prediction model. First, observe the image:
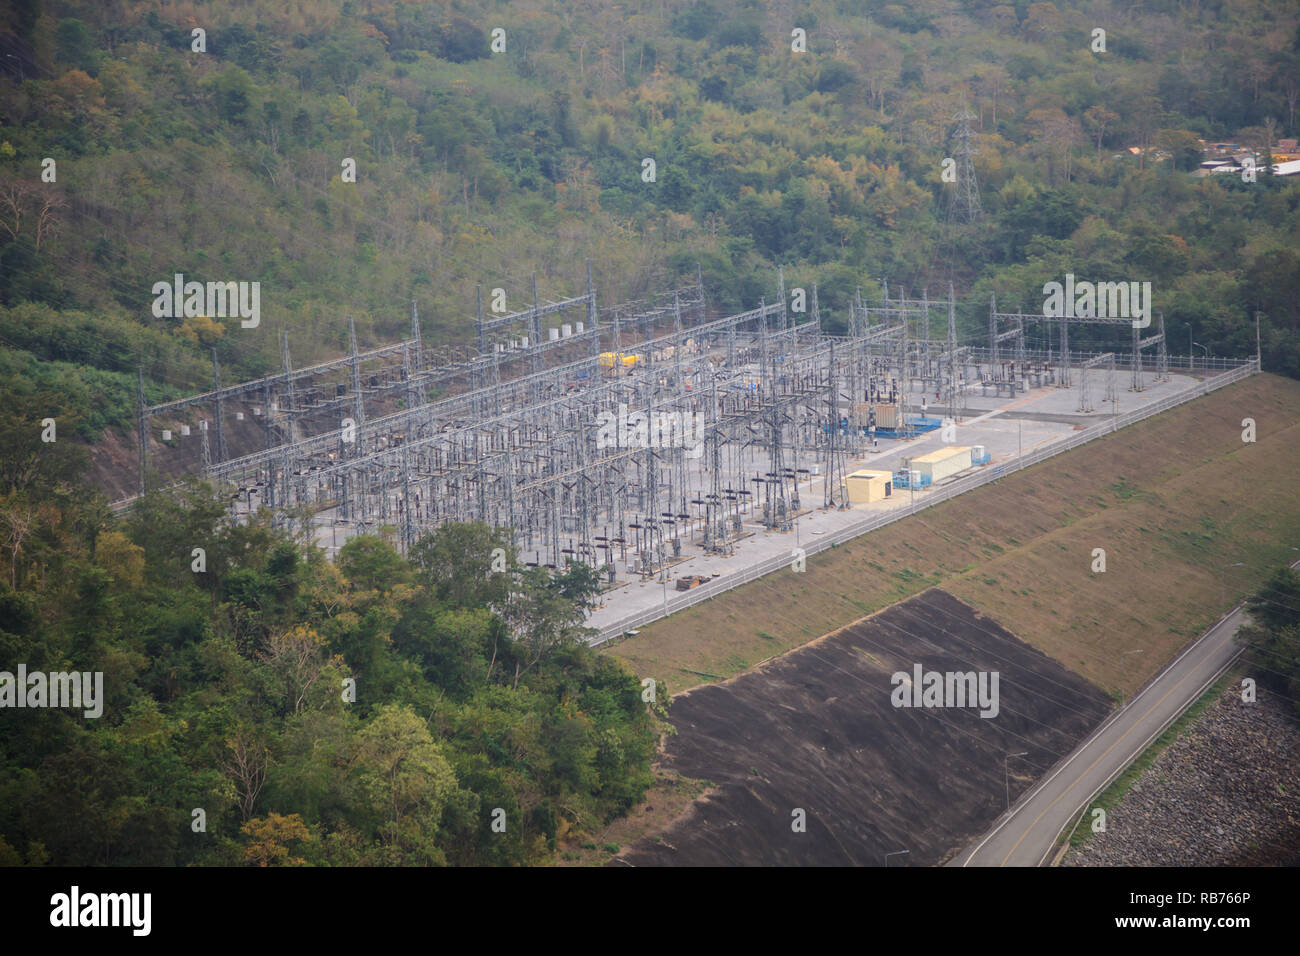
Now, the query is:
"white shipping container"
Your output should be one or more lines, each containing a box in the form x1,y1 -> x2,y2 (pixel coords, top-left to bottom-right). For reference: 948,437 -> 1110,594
913,446 -> 972,482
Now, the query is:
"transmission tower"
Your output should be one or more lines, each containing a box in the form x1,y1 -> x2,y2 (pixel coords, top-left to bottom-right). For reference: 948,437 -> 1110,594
948,106 -> 984,224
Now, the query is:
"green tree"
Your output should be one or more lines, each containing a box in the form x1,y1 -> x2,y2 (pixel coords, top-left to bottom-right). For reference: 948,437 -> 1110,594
351,705 -> 458,864
1239,567 -> 1300,720
55,19 -> 99,74
411,522 -> 514,611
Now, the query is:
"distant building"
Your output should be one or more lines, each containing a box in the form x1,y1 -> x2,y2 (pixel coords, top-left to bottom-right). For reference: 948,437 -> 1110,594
1273,139 -> 1300,161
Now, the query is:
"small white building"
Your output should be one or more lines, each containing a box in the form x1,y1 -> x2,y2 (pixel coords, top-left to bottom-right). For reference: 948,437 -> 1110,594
910,445 -> 973,483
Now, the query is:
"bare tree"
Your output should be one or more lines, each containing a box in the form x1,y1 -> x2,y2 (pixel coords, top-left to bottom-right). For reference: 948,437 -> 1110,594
1085,105 -> 1119,160
0,179 -> 29,244
975,66 -> 1008,132
1263,115 -> 1280,150
261,625 -> 331,713
824,21 -> 849,57
1,498 -> 35,589
1284,73 -> 1299,135
1243,57 -> 1273,104
223,729 -> 269,822
1134,96 -> 1164,171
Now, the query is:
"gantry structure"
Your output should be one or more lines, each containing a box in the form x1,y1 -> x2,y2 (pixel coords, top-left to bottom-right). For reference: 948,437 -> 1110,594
987,297 -> 1169,394
135,271 -> 1178,579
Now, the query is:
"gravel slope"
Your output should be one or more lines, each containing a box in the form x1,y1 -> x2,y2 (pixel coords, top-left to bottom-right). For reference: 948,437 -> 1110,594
1064,685 -> 1300,867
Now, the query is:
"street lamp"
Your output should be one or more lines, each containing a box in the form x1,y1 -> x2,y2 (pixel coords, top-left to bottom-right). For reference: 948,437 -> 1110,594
1221,562 -> 1244,612
884,849 -> 909,867
1005,751 -> 1028,810
1192,341 -> 1209,371
1120,648 -> 1144,700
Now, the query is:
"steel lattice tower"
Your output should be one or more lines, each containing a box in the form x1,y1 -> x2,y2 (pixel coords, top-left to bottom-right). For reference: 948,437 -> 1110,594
948,106 -> 984,224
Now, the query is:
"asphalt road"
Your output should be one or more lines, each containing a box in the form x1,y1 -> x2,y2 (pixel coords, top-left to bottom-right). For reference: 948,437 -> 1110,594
953,602 -> 1254,867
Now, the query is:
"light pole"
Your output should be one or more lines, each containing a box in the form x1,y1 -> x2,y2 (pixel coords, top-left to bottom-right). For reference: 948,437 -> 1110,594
1221,561 -> 1244,612
1121,648 -> 1144,700
1005,751 -> 1028,810
884,849 -> 909,867
1192,341 -> 1208,371
1256,312 -> 1263,370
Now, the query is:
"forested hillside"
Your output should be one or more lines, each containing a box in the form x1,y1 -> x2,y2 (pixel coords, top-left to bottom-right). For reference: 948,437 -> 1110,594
1,0 -> 1298,444
1,0 -> 1299,866
0,448 -> 661,865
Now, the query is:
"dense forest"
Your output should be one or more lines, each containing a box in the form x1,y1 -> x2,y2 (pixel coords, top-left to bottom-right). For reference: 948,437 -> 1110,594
1,0 -> 1298,441
0,424 -> 661,865
1,0 -> 1299,865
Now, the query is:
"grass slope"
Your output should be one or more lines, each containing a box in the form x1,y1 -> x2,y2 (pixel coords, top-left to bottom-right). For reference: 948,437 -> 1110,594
602,374 -> 1300,700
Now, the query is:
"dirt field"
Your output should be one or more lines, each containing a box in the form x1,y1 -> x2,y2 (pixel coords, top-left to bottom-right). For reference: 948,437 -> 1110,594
615,589 -> 1111,866
603,374 -> 1300,700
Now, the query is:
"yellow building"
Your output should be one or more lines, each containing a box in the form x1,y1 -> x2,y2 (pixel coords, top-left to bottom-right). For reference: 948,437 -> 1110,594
845,469 -> 894,504
910,445 -> 972,482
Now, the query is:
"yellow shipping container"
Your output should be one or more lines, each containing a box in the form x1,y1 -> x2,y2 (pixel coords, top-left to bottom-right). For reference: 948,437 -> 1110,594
844,469 -> 893,504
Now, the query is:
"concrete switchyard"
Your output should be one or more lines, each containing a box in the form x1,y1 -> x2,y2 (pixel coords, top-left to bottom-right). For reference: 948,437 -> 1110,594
130,266 -> 1253,637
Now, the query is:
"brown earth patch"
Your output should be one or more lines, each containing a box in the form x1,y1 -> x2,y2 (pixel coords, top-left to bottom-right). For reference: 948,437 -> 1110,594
615,589 -> 1111,866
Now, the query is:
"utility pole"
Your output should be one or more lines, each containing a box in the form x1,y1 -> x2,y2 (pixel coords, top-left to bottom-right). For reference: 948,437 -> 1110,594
211,348 -> 227,464
1256,312 -> 1262,370
137,367 -> 148,496
1005,751 -> 1028,810
1221,562 -> 1244,613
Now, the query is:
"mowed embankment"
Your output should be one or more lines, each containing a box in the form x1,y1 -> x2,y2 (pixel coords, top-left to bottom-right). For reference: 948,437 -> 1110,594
603,374 -> 1300,700
615,589 -> 1110,866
